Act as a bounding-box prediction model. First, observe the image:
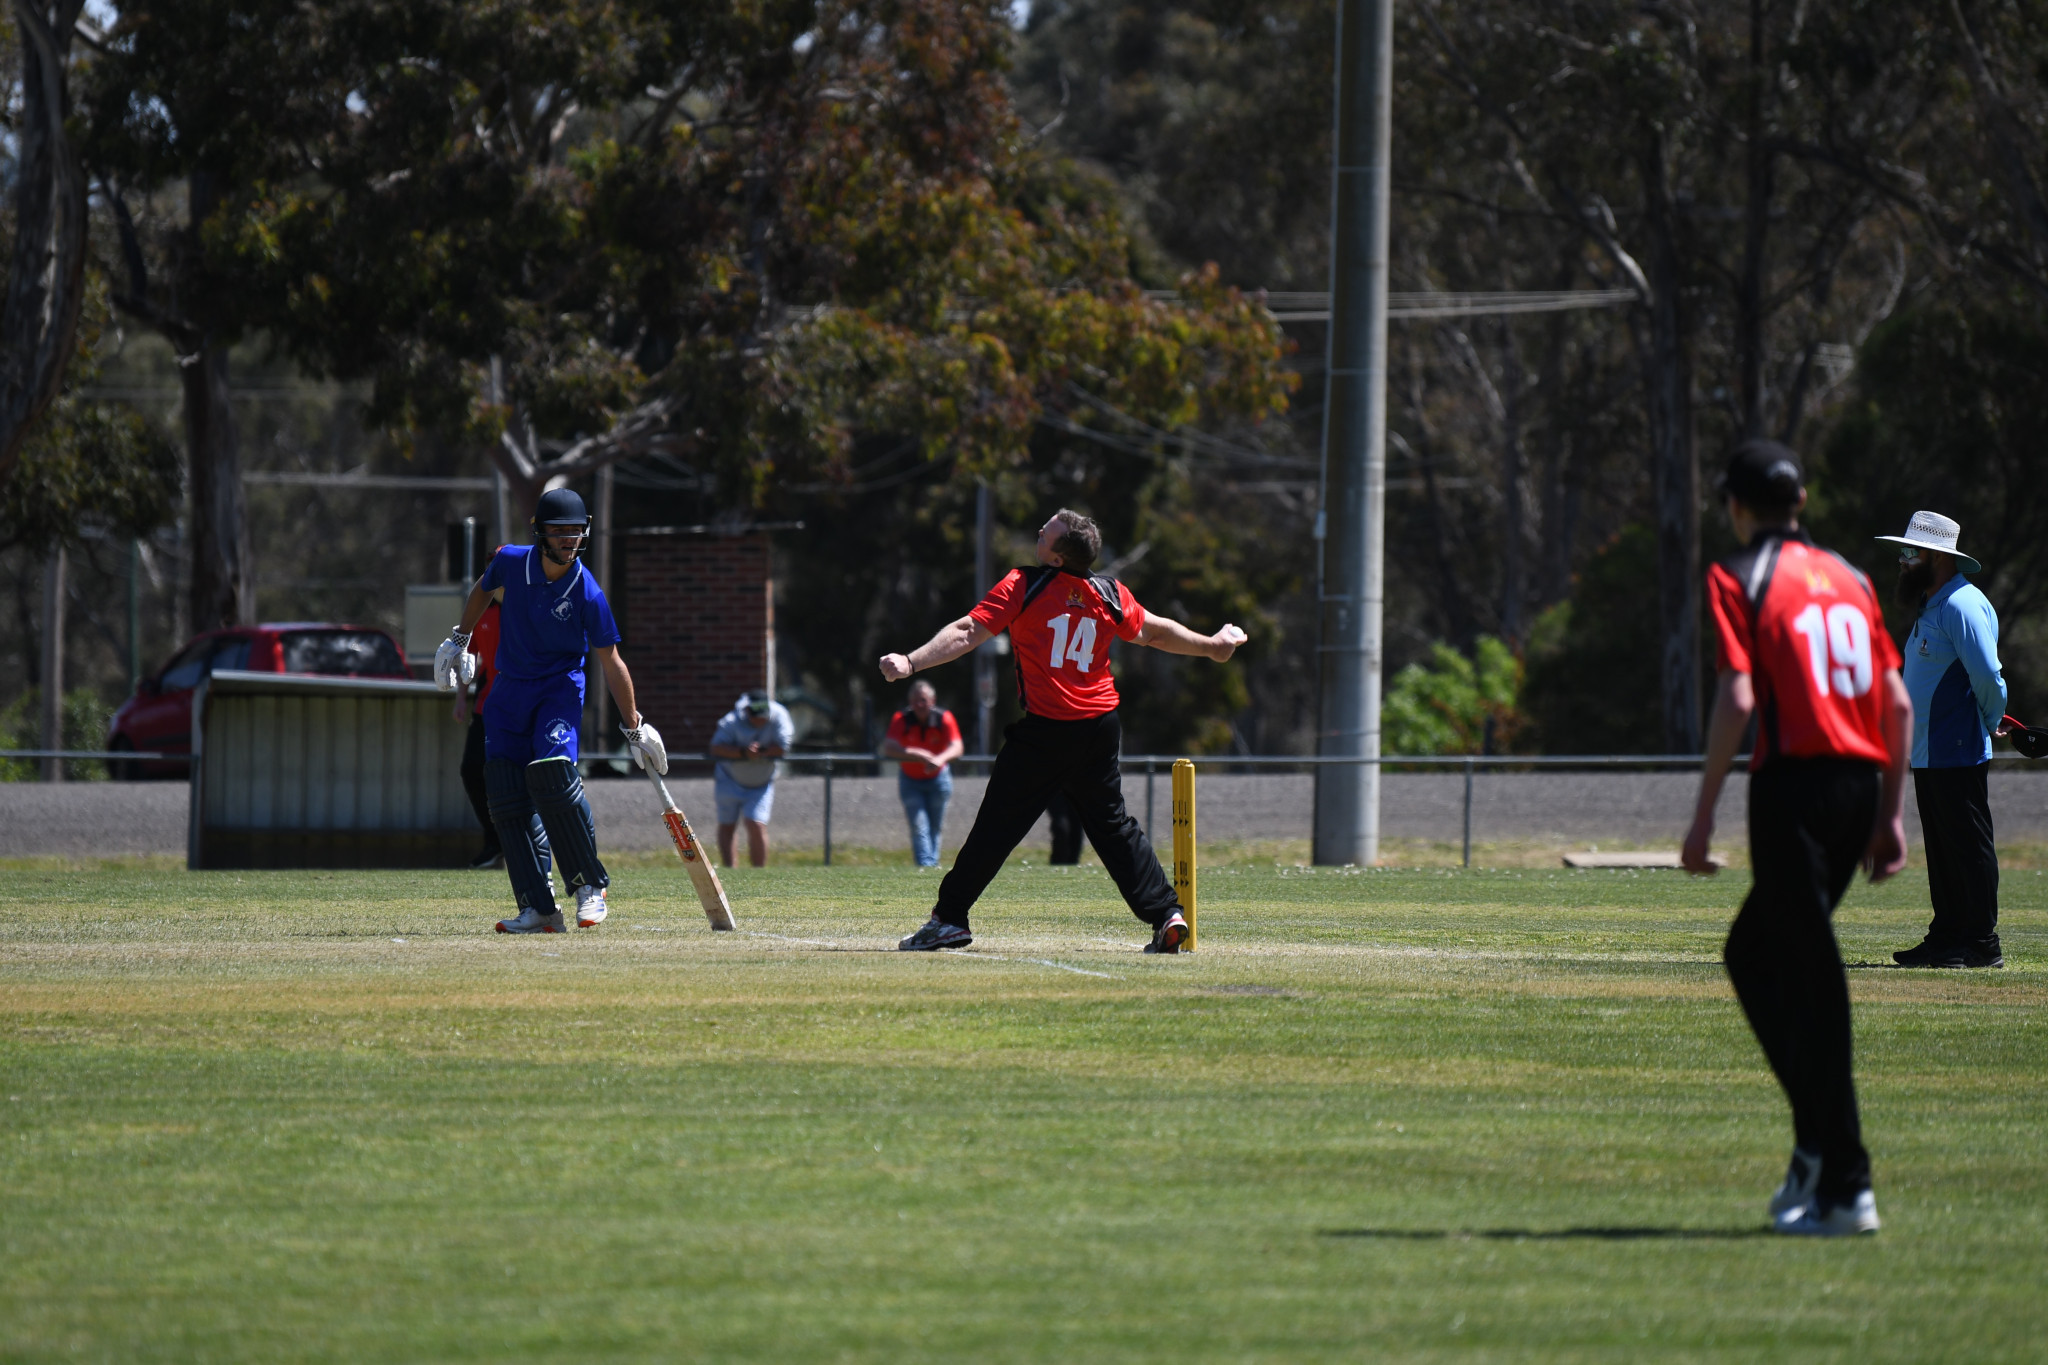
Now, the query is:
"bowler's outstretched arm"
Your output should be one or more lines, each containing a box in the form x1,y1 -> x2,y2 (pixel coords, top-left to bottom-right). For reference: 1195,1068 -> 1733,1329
1135,615 -> 1247,661
879,616 -> 994,682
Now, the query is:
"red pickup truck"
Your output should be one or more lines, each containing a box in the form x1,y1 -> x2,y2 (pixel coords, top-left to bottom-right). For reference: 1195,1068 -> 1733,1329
107,623 -> 411,776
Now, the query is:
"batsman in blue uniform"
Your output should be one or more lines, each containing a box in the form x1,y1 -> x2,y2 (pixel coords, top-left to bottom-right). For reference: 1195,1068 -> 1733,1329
436,488 -> 669,933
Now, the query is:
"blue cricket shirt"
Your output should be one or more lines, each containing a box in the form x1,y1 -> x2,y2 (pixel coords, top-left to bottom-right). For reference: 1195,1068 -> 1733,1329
1903,574 -> 2005,768
479,545 -> 622,684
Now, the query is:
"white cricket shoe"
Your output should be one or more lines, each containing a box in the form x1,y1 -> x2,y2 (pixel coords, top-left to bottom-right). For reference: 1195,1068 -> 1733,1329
1774,1189 -> 1880,1237
575,885 -> 608,928
1768,1147 -> 1821,1220
495,906 -> 566,934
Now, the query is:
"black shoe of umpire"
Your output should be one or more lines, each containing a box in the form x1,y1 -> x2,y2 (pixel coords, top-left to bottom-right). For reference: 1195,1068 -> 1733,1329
1894,938 -> 2004,969
468,841 -> 504,870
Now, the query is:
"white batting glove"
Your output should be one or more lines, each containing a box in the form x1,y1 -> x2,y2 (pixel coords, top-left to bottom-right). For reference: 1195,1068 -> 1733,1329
624,720 -> 668,775
433,630 -> 477,692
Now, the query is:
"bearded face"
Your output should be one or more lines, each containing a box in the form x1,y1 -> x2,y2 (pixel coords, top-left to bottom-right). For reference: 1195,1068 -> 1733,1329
1895,555 -> 1935,606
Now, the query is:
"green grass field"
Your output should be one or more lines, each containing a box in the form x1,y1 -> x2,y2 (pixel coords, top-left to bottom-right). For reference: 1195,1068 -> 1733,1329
3,856 -> 2045,1362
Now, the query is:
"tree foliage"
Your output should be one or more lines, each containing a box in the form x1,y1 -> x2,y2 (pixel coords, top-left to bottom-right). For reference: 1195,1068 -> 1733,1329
0,3 -> 91,488
1813,303 -> 2048,626
1016,0 -> 2048,752
0,279 -> 181,555
84,0 -> 1290,504
1521,525 -> 1663,755
1381,634 -> 1523,757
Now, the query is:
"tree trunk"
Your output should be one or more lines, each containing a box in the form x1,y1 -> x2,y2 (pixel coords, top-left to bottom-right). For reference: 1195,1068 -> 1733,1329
1496,317 -> 1528,644
183,337 -> 252,630
0,1 -> 89,484
1735,0 -> 1775,439
1642,137 -> 1701,753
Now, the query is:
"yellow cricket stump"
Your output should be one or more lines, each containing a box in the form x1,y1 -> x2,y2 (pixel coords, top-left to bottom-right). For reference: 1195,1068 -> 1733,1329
1171,758 -> 1197,950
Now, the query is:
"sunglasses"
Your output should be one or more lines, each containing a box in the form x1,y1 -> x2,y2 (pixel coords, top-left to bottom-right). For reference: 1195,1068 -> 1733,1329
1898,549 -> 1924,564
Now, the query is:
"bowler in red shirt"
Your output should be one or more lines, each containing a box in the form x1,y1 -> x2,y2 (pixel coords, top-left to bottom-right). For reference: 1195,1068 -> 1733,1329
878,508 -> 1246,952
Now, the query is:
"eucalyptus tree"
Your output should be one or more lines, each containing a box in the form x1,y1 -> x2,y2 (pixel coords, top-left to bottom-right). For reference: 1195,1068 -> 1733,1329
0,2 -> 90,485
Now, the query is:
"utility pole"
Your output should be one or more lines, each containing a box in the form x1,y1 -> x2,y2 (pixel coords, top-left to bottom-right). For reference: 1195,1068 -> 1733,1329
974,479 -> 994,756
1312,0 -> 1393,866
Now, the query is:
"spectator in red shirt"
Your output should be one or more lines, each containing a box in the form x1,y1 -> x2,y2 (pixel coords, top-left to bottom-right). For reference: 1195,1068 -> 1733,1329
878,508 -> 1245,952
1683,440 -> 1911,1237
879,680 -> 965,867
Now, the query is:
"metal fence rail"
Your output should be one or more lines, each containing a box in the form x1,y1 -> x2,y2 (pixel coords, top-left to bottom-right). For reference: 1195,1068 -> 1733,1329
6,747 -> 2036,869
627,750 -> 1774,868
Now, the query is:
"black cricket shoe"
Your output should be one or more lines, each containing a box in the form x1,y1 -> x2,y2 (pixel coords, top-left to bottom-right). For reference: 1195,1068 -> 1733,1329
899,917 -> 973,951
1144,911 -> 1190,955
468,841 -> 504,870
1894,938 -> 2004,969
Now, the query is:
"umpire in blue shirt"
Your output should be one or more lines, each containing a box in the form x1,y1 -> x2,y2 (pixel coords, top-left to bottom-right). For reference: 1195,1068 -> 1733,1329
1878,511 -> 2008,968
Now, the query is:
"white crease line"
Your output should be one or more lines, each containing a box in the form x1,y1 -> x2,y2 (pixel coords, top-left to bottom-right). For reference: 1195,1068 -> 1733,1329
745,930 -> 870,951
742,930 -> 1122,979
942,948 -> 1123,981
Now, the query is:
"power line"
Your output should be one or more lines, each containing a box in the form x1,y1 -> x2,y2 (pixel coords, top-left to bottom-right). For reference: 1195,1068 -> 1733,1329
1145,288 -> 1638,321
242,472 -> 493,491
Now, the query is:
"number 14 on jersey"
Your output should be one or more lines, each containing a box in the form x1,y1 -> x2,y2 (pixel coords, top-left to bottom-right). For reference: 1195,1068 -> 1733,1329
1046,614 -> 1099,672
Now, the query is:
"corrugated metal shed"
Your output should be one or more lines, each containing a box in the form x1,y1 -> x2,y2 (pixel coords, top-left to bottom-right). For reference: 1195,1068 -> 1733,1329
189,670 -> 473,868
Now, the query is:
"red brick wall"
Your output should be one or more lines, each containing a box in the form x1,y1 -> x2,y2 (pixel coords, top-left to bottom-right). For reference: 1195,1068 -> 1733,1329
622,532 -> 770,753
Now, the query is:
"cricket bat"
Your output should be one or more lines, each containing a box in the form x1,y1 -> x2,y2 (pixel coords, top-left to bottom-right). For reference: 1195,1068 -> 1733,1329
644,766 -> 736,930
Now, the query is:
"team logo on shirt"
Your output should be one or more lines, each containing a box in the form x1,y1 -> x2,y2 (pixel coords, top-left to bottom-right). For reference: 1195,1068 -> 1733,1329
1804,568 -> 1838,596
550,597 -> 575,621
546,719 -> 575,747
1067,586 -> 1089,608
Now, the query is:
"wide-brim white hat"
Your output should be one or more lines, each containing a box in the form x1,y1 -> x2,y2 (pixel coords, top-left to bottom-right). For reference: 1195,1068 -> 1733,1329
1876,510 -> 1981,575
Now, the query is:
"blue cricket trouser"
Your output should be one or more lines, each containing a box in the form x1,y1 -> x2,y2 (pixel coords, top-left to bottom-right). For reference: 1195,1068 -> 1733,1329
481,672 -> 606,908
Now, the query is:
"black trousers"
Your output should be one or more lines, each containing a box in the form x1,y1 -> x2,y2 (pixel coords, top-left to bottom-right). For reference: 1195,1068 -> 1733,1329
933,710 -> 1179,930
460,713 -> 497,849
1912,764 -> 2000,949
1724,758 -> 1879,1201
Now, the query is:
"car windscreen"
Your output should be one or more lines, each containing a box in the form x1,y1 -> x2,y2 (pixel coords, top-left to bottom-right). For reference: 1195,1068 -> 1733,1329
280,631 -> 406,677
157,643 -> 212,691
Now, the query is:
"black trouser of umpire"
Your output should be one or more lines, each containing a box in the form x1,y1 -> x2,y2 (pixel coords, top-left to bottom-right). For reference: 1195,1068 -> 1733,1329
1724,757 -> 1878,1202
933,710 -> 1179,931
1912,763 -> 2000,951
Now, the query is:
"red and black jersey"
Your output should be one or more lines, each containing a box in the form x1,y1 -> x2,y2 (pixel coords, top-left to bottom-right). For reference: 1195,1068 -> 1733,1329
970,566 -> 1147,720
1707,530 -> 1902,770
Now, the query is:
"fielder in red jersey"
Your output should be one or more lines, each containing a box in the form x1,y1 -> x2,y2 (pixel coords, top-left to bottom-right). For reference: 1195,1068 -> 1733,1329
1684,440 -> 1911,1239
878,508 -> 1246,953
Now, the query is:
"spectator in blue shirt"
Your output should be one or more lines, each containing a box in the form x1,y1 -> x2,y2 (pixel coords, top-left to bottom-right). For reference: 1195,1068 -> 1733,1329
709,691 -> 797,867
1877,511 -> 2008,968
